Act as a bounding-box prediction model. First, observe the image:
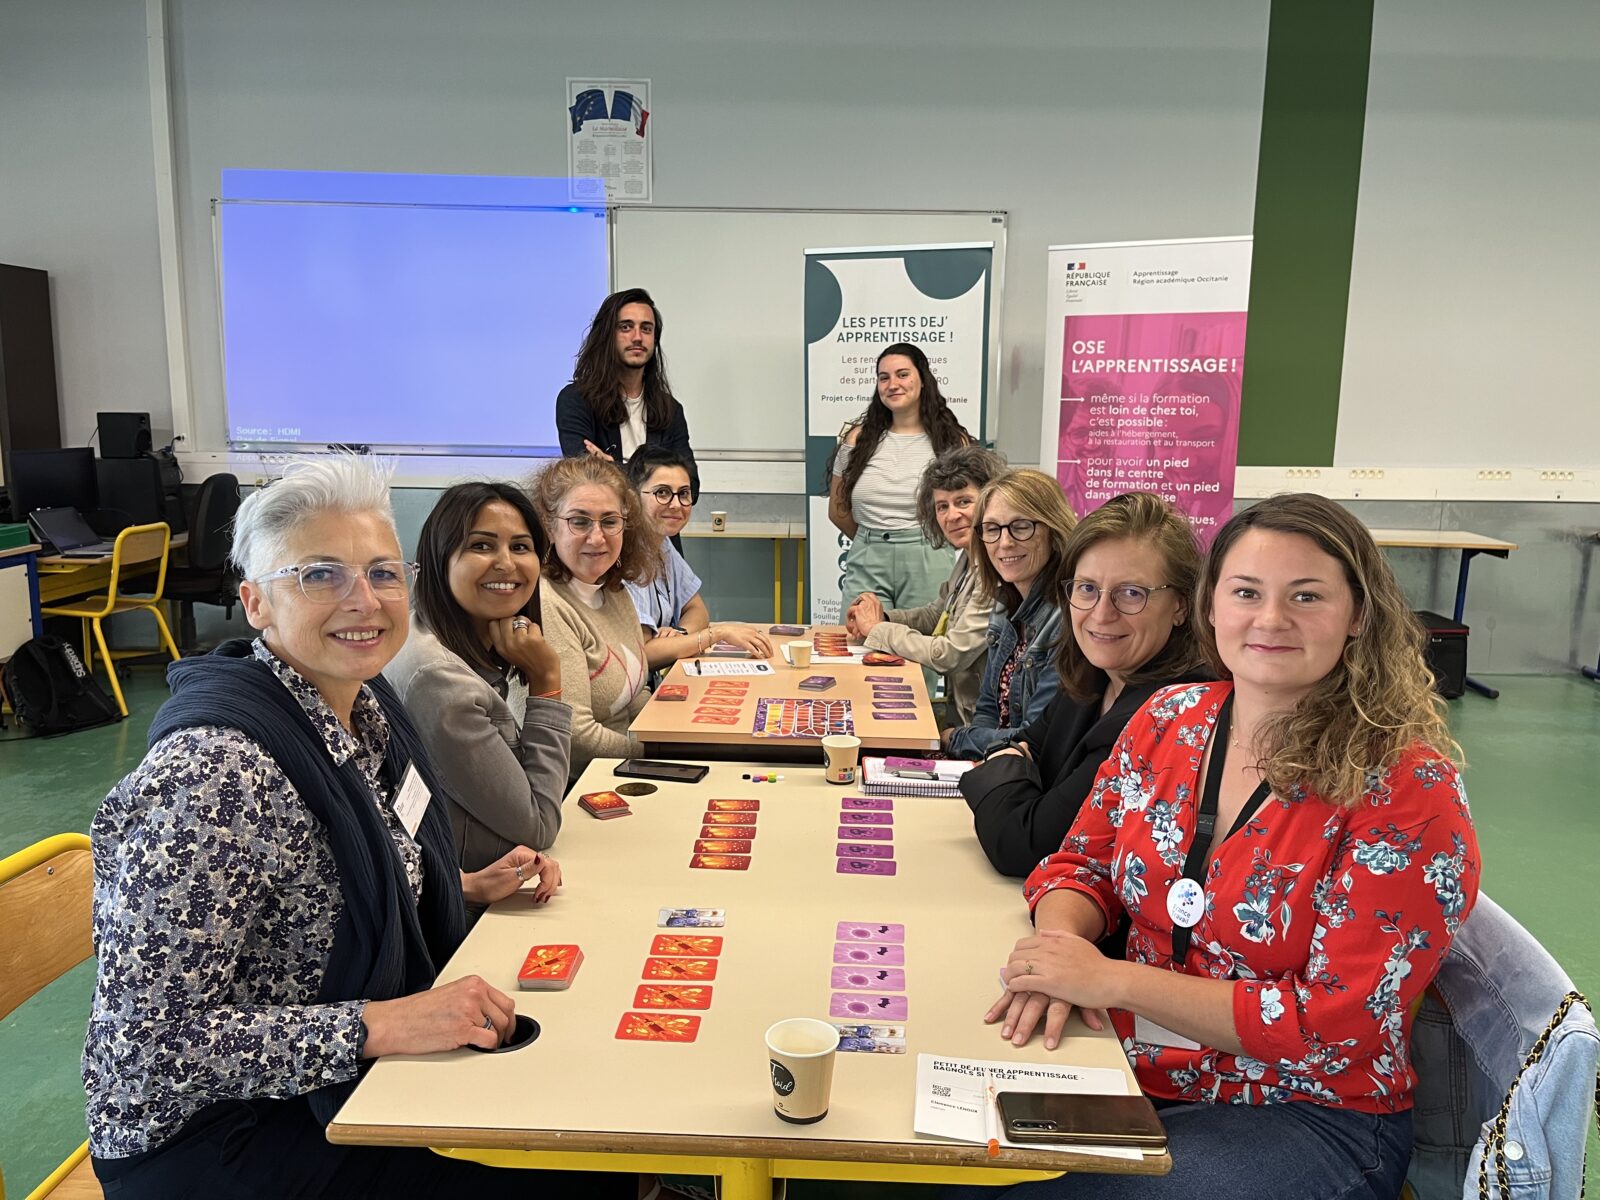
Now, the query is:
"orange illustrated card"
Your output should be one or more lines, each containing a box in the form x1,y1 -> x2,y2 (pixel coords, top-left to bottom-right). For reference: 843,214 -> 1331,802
708,799 -> 760,812
861,651 -> 906,665
633,984 -> 713,1010
615,1012 -> 701,1042
705,682 -> 750,694
517,944 -> 584,990
693,706 -> 743,717
700,824 -> 756,840
649,933 -> 724,956
693,839 -> 752,855
690,715 -> 740,725
642,956 -> 719,980
578,791 -> 632,819
656,684 -> 690,702
690,853 -> 751,871
701,811 -> 754,826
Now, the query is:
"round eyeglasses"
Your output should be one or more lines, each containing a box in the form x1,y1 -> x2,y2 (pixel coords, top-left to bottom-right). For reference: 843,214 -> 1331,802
643,486 -> 694,507
977,519 -> 1039,543
1065,579 -> 1174,616
555,514 -> 627,536
259,560 -> 418,603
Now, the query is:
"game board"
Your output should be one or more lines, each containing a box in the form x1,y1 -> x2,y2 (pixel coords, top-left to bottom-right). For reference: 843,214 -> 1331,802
751,696 -> 854,739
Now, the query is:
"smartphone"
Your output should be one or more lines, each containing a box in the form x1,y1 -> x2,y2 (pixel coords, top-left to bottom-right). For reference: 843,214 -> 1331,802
996,1092 -> 1167,1149
614,759 -> 710,784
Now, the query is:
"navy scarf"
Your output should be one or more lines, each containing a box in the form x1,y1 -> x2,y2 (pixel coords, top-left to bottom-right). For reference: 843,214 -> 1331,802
149,640 -> 467,1125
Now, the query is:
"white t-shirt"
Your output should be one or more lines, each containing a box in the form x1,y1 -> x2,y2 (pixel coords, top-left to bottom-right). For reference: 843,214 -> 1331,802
620,394 -> 647,461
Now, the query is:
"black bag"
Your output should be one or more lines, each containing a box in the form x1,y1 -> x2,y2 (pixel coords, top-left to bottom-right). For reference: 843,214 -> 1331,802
2,635 -> 122,736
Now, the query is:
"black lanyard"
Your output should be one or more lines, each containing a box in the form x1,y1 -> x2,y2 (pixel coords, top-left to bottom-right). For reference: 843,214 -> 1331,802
1171,693 -> 1271,966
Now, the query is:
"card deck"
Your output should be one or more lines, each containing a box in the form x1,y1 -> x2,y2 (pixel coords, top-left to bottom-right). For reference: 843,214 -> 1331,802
701,811 -> 754,825
656,684 -> 690,702
708,798 -> 760,812
699,824 -> 756,840
835,842 -> 895,859
797,675 -> 837,691
615,1012 -> 701,1042
689,853 -> 751,871
578,791 -> 632,819
842,797 -> 894,810
840,811 -> 893,825
861,651 -> 905,665
650,933 -> 724,956
833,1022 -> 908,1053
633,984 -> 713,1010
658,907 -> 725,928
837,857 -> 898,876
693,838 -> 753,855
830,992 -> 909,1021
642,956 -> 719,980
769,624 -> 805,636
838,825 -> 892,840
833,942 -> 905,965
517,944 -> 584,990
837,922 -> 906,942
831,965 -> 907,990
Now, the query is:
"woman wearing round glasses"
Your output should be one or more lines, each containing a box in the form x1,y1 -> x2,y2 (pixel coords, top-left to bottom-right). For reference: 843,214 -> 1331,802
623,446 -> 773,670
959,493 -> 1209,879
384,481 -> 572,877
942,469 -> 1077,759
83,457 -> 579,1196
533,456 -> 661,777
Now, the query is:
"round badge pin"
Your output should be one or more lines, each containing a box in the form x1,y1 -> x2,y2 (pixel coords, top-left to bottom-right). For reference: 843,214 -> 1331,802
1166,877 -> 1205,928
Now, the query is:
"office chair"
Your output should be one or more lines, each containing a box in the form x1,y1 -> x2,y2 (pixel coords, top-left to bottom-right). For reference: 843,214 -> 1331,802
161,473 -> 241,653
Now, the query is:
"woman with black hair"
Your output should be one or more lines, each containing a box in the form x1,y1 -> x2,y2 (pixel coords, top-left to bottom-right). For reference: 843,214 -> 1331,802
385,481 -> 570,873
828,342 -> 974,612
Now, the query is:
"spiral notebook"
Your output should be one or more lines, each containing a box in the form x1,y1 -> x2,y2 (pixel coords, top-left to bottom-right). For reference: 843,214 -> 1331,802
860,756 -> 974,797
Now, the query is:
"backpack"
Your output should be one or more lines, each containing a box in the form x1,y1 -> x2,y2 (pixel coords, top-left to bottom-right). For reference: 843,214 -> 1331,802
3,635 -> 122,736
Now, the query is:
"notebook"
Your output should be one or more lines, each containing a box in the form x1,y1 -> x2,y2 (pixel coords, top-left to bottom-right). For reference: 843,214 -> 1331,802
860,756 -> 975,797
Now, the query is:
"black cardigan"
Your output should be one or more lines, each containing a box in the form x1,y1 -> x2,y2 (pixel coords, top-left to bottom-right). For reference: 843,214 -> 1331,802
554,383 -> 700,500
960,674 -> 1206,879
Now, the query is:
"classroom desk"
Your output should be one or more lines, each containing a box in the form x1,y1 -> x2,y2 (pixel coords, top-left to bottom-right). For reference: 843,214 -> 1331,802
326,758 -> 1168,1196
35,532 -> 189,606
630,626 -> 940,761
1368,528 -> 1518,700
680,520 -> 806,626
0,543 -> 43,658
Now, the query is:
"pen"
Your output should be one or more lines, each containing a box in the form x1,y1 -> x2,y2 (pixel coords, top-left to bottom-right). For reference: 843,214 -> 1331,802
983,1068 -> 1000,1157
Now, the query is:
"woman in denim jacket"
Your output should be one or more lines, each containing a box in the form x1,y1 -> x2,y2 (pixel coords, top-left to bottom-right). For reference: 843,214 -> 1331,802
943,469 -> 1077,759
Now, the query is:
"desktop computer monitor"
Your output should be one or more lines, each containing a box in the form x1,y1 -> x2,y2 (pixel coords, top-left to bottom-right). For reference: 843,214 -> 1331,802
5,447 -> 99,519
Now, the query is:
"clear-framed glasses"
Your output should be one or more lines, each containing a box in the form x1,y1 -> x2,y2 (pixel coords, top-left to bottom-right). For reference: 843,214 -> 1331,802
978,518 -> 1039,544
1065,579 -> 1174,616
555,513 -> 627,536
643,485 -> 694,507
259,560 -> 418,603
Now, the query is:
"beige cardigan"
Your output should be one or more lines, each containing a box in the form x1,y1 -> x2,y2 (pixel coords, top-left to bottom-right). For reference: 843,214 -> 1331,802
542,578 -> 649,776
862,551 -> 993,725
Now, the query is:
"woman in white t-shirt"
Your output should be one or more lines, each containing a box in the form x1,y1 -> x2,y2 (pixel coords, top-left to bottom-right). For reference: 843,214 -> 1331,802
828,342 -> 974,611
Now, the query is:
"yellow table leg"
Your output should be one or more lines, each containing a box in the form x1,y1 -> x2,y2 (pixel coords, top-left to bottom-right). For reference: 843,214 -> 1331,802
796,537 -> 806,625
718,1156 -> 775,1200
772,539 -> 782,624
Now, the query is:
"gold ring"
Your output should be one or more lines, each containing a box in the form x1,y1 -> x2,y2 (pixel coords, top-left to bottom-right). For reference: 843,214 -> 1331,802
1024,961 -> 1034,975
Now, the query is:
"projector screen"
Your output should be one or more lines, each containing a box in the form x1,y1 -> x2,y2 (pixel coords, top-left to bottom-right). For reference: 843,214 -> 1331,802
218,170 -> 609,454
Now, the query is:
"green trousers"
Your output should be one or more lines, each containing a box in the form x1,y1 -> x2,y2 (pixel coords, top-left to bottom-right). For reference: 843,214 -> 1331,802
840,527 -> 956,616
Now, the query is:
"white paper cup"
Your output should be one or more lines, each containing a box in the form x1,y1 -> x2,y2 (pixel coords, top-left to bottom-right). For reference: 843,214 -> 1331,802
780,639 -> 813,668
765,1018 -> 839,1124
821,733 -> 861,785
710,511 -> 728,531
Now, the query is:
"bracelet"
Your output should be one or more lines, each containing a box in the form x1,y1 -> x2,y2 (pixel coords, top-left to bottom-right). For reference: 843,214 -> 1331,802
533,687 -> 562,699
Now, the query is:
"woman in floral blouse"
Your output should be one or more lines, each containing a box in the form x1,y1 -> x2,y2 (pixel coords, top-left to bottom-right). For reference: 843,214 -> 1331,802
971,493 -> 1480,1200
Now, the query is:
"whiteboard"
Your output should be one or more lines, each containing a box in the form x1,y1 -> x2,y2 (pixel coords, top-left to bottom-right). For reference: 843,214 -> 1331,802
612,208 -> 1006,455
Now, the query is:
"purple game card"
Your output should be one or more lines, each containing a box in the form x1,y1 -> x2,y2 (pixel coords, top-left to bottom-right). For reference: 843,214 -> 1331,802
830,992 -> 909,1021
836,921 -> 906,942
837,858 -> 898,876
864,675 -> 903,683
838,825 -> 893,840
833,942 -> 906,965
831,966 -> 907,990
842,797 -> 893,810
871,689 -> 915,698
884,757 -> 937,771
870,701 -> 916,709
872,711 -> 918,721
836,842 -> 895,859
840,811 -> 893,825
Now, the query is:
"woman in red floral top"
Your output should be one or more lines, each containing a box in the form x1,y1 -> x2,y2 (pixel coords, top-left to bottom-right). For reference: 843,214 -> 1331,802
974,494 -> 1480,1200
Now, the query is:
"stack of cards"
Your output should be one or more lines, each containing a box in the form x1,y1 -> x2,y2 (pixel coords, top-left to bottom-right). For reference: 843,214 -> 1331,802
656,683 -> 690,702
812,630 -> 851,658
693,798 -> 758,869
691,679 -> 751,725
769,624 -> 805,636
862,651 -> 906,666
518,944 -> 584,990
798,674 -> 836,692
829,921 -> 908,1049
615,910 -> 729,1042
579,790 -> 632,819
867,677 -> 918,723
837,794 -> 896,875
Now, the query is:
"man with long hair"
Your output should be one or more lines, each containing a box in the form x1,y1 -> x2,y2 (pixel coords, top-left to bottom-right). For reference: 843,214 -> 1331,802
555,288 -> 699,502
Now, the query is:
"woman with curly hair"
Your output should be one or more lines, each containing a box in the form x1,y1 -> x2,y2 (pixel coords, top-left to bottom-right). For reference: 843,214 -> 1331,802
828,342 -> 974,613
967,493 -> 1480,1200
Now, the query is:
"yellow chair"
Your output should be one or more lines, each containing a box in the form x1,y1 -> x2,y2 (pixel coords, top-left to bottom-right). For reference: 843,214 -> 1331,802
42,524 -> 181,717
0,833 -> 101,1200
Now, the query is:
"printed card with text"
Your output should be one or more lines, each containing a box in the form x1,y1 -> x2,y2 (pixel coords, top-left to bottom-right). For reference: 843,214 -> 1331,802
658,907 -> 725,928
834,1022 -> 908,1054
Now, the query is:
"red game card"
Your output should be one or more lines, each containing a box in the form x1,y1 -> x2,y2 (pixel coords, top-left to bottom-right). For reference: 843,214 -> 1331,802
705,681 -> 750,693
642,956 -> 719,980
633,984 -> 713,1010
708,799 -> 760,812
615,1012 -> 701,1042
578,791 -> 632,819
690,853 -> 751,871
656,683 -> 690,701
862,651 -> 906,665
691,715 -> 741,725
702,811 -> 755,826
517,944 -> 584,990
694,839 -> 753,854
700,824 -> 756,840
650,933 -> 724,956
693,706 -> 743,717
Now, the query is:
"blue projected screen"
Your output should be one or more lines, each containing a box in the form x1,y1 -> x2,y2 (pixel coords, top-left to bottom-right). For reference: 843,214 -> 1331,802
218,170 -> 608,453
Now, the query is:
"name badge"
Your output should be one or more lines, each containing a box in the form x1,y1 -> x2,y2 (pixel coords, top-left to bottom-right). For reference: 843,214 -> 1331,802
1166,877 -> 1205,929
392,763 -> 431,839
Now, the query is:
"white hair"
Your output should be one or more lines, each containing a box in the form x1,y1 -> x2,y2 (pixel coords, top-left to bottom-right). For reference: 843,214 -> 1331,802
231,454 -> 398,581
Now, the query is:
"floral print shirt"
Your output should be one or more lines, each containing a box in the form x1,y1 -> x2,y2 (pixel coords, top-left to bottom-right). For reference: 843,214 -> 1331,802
82,640 -> 424,1159
1023,681 -> 1480,1114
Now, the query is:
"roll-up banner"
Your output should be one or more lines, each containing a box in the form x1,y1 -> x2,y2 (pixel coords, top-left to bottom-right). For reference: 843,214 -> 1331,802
804,243 -> 994,624
1039,237 -> 1251,542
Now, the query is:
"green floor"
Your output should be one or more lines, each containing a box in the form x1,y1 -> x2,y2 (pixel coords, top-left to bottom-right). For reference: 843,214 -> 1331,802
2,668 -> 1597,1195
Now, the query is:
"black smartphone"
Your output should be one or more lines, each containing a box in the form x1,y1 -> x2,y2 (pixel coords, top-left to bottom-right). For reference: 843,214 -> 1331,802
613,759 -> 709,784
996,1092 -> 1167,1149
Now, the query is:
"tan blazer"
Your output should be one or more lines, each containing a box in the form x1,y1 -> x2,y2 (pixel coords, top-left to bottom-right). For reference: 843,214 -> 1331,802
862,552 -> 993,725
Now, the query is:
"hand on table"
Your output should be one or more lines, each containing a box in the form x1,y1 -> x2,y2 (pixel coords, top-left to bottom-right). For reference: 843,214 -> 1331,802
848,593 -> 885,639
985,929 -> 1116,1049
711,624 -> 774,658
582,439 -> 615,462
361,974 -> 516,1056
488,616 -> 561,695
463,846 -> 562,906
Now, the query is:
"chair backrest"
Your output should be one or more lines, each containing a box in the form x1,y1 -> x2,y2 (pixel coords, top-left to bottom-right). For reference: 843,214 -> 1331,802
186,473 -> 241,574
109,522 -> 171,601
0,833 -> 93,1022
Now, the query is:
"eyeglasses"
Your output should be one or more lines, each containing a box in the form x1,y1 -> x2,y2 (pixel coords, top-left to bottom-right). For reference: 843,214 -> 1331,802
1065,579 -> 1175,615
643,486 -> 694,507
259,560 -> 418,603
978,519 -> 1039,543
555,514 -> 627,536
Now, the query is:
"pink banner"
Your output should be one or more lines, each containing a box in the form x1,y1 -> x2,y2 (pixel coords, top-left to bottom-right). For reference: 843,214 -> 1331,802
1055,310 -> 1245,541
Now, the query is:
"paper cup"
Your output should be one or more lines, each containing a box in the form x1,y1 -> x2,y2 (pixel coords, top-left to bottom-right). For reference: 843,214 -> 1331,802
710,511 -> 728,531
781,639 -> 813,668
765,1018 -> 839,1124
821,733 -> 861,785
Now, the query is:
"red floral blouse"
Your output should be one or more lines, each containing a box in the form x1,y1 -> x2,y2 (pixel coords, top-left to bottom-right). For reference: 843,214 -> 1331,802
1024,681 -> 1480,1113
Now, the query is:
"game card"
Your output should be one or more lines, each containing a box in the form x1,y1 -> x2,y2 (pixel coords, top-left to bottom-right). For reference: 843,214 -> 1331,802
689,853 -> 751,871
708,798 -> 760,812
693,839 -> 752,855
643,956 -> 719,980
842,797 -> 893,811
615,1012 -> 701,1042
838,825 -> 893,841
830,992 -> 909,1021
633,984 -> 713,1010
517,944 -> 584,990
655,684 -> 690,702
700,824 -> 756,840
658,907 -> 725,928
861,651 -> 905,666
702,811 -> 755,826
833,1022 -> 908,1054
693,706 -> 743,717
770,624 -> 805,636
870,701 -> 916,710
832,965 -> 906,990
836,842 -> 894,859
837,858 -> 898,876
691,715 -> 741,725
578,790 -> 632,819
870,684 -> 914,694
650,933 -> 724,956
837,922 -> 906,942
872,712 -> 918,721
705,680 -> 750,692
864,675 -> 903,683
840,811 -> 893,826
833,942 -> 905,965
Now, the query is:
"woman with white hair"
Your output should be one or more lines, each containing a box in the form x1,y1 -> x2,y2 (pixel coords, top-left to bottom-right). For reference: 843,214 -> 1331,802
81,457 -> 614,1198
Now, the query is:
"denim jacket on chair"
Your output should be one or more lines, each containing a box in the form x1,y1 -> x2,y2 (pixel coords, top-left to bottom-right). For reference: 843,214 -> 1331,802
943,588 -> 1062,759
1407,893 -> 1599,1200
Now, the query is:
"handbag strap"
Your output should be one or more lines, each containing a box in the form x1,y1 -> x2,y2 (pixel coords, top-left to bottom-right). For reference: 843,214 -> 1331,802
1476,989 -> 1596,1200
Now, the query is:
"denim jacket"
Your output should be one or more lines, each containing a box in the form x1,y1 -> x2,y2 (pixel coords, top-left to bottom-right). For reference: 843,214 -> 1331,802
1407,894 -> 1599,1200
943,587 -> 1062,759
